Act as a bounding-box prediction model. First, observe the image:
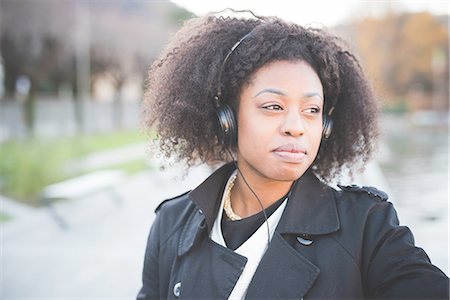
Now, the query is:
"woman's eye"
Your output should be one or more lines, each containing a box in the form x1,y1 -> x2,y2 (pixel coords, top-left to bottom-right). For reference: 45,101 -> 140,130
304,107 -> 321,114
263,104 -> 283,111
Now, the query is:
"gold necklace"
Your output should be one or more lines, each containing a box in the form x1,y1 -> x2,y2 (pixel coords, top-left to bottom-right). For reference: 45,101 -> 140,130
223,173 -> 242,221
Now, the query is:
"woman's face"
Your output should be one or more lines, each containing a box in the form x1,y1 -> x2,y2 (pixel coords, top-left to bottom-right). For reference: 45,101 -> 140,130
236,60 -> 324,182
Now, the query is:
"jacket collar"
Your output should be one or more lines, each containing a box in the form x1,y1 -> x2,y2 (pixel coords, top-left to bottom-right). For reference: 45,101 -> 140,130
276,167 -> 340,235
188,162 -> 340,236
188,163 -> 235,233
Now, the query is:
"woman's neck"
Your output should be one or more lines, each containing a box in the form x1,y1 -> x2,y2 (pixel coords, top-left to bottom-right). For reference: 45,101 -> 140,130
230,165 -> 293,218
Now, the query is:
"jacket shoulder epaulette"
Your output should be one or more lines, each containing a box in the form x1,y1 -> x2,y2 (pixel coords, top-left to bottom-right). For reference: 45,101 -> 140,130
337,184 -> 389,202
155,190 -> 191,213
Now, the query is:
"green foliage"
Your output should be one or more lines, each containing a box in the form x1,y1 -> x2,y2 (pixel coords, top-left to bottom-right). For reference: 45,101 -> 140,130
0,139 -> 71,204
0,130 -> 148,206
67,130 -> 147,156
382,99 -> 408,114
0,212 -> 13,223
168,6 -> 196,25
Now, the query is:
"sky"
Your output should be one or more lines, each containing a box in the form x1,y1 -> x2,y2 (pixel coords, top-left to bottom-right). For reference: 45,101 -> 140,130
170,0 -> 449,27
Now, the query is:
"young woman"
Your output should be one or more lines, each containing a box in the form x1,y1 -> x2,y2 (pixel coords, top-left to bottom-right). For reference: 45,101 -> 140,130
137,12 -> 449,299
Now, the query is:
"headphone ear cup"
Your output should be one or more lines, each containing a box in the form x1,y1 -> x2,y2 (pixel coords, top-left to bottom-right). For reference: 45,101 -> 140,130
216,104 -> 237,146
322,117 -> 333,139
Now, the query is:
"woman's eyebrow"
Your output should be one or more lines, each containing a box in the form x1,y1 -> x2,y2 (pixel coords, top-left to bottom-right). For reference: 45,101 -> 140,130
253,88 -> 323,100
253,88 -> 286,98
303,92 -> 323,100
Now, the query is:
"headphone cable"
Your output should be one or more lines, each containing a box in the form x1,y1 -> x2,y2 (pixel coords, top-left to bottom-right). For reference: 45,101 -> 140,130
225,148 -> 271,246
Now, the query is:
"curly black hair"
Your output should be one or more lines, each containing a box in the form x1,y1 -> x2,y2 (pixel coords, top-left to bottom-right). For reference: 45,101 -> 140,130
142,12 -> 379,182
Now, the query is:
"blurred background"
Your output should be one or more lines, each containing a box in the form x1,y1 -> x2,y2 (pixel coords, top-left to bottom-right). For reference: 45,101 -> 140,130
0,0 -> 448,298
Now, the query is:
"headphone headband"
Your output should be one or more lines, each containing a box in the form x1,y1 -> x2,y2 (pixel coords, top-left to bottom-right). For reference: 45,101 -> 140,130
213,31 -> 254,146
215,32 -> 254,101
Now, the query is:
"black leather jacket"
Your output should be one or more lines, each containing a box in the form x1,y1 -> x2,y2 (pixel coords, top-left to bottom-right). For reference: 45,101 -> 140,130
137,163 -> 449,299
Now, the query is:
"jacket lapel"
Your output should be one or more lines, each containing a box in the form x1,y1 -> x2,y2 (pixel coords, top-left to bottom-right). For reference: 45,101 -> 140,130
245,232 -> 320,299
180,238 -> 248,299
246,170 -> 340,299
177,193 -> 248,299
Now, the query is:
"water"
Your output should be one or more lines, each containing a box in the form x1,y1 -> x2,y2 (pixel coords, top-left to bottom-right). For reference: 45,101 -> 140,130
379,115 -> 449,275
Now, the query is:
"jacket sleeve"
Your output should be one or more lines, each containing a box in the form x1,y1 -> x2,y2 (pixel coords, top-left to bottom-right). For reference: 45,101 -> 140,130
137,211 -> 162,300
362,201 -> 449,299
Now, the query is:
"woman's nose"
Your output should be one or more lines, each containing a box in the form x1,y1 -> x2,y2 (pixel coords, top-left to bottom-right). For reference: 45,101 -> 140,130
281,111 -> 305,137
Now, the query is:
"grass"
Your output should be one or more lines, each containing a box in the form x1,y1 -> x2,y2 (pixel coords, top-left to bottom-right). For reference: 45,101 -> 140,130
0,212 -> 12,223
0,130 -> 151,206
65,130 -> 147,156
101,159 -> 150,176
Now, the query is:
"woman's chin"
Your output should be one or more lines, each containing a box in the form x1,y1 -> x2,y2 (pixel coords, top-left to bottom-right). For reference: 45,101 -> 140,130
270,165 -> 308,182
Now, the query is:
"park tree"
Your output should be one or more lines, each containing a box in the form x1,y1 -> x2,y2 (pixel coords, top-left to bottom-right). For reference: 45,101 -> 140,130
0,0 -> 76,135
353,12 -> 449,111
0,0 -> 194,134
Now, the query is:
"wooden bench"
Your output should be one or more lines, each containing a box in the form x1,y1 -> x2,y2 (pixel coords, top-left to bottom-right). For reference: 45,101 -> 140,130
40,170 -> 126,228
41,170 -> 125,201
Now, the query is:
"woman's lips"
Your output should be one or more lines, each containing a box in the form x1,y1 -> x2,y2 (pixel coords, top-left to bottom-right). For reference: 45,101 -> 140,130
272,144 -> 307,163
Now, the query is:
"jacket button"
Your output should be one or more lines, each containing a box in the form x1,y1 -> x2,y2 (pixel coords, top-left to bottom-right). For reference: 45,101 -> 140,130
297,236 -> 313,246
173,282 -> 181,297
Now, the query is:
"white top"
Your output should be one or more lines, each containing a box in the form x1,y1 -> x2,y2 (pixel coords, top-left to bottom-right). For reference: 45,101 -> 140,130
210,171 -> 288,300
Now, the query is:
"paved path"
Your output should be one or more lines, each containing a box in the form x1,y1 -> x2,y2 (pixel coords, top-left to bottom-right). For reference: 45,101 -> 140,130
1,164 -> 212,299
1,161 -> 448,299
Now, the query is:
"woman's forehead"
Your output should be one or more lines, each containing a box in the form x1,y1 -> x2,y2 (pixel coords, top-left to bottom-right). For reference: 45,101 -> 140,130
243,60 -> 323,95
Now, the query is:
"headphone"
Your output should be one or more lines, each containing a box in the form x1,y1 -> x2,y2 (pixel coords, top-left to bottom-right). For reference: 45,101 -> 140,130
213,32 -> 334,146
